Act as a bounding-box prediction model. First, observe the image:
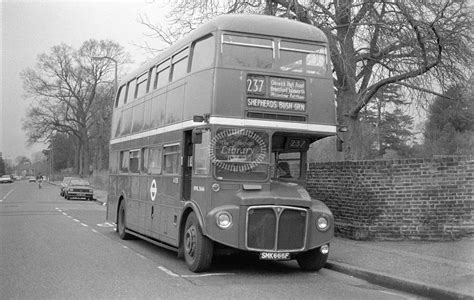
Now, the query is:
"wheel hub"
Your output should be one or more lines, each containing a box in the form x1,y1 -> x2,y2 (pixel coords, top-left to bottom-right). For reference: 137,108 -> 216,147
185,226 -> 197,258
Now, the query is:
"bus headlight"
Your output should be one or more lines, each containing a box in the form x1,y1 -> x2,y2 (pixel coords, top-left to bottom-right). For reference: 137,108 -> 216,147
216,211 -> 232,229
316,216 -> 329,231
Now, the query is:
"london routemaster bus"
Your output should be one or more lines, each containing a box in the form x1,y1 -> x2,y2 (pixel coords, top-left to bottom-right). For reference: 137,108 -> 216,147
107,14 -> 337,272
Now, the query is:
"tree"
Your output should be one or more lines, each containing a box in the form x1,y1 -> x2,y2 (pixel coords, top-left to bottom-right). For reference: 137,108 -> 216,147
423,81 -> 474,156
0,157 -> 5,175
14,156 -> 31,166
89,85 -> 114,170
49,134 -> 75,171
21,39 -> 127,175
142,0 -> 472,159
378,108 -> 414,157
361,85 -> 414,158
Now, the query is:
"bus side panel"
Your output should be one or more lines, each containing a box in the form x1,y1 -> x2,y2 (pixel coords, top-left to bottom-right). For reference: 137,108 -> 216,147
306,77 -> 336,125
166,80 -> 185,124
189,176 -> 212,225
213,68 -> 244,118
142,176 -> 154,237
183,69 -> 214,120
120,175 -> 139,232
159,175 -> 180,244
148,175 -> 162,235
106,174 -> 119,224
106,150 -> 120,224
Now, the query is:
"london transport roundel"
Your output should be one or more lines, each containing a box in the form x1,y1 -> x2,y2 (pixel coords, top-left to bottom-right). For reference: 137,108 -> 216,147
150,179 -> 157,201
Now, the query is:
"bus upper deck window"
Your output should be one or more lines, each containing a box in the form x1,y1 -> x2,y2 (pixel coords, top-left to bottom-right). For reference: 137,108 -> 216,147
171,48 -> 189,81
221,34 -> 274,69
154,60 -> 170,90
115,85 -> 126,107
278,41 -> 327,76
126,79 -> 136,104
191,35 -> 215,72
135,72 -> 149,99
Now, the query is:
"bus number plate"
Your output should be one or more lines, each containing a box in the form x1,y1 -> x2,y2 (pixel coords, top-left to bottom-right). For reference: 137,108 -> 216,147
259,252 -> 290,260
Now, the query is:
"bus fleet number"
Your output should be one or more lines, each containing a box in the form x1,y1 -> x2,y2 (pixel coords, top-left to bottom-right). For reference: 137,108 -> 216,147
247,77 -> 265,95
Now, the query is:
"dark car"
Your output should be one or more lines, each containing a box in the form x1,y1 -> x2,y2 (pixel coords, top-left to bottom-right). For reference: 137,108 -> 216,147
59,177 -> 73,197
0,175 -> 14,184
64,178 -> 94,201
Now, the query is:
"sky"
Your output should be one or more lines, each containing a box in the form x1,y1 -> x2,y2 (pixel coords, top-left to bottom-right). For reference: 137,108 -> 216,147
1,0 -> 168,162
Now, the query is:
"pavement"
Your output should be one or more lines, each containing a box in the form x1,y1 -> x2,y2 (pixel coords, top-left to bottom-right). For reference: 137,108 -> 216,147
54,181 -> 474,299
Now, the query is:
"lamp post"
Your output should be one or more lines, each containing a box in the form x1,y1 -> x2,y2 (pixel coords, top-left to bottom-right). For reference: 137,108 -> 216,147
92,56 -> 118,94
92,56 -> 117,170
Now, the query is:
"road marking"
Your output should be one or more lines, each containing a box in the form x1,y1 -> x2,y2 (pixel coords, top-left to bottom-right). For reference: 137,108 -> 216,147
156,265 -> 234,278
80,223 -> 89,227
97,222 -> 116,227
181,273 -> 235,278
73,219 -> 80,222
91,229 -> 98,233
1,189 -> 15,202
158,266 -> 180,277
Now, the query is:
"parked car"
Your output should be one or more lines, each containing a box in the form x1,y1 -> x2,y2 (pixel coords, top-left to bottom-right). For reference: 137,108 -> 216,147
64,178 -> 94,201
0,175 -> 14,184
28,176 -> 36,182
59,177 -> 73,197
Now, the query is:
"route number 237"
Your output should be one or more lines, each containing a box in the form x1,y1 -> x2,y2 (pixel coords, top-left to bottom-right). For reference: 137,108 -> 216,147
246,77 -> 265,94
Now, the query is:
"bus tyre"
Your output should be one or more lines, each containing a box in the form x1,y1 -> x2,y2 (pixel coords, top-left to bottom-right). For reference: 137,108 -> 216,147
184,212 -> 213,272
296,245 -> 328,271
117,200 -> 132,240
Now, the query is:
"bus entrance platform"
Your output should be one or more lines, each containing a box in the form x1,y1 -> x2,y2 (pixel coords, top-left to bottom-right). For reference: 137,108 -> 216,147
92,187 -> 473,299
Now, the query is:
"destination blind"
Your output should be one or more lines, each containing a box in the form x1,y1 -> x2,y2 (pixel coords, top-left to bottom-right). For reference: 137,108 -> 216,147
246,75 -> 306,112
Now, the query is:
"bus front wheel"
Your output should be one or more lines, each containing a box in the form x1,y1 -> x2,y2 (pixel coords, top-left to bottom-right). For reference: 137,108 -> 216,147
296,245 -> 329,271
183,212 -> 213,272
117,200 -> 132,240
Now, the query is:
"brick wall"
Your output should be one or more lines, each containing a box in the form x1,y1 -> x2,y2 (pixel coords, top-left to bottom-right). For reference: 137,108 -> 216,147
307,156 -> 473,241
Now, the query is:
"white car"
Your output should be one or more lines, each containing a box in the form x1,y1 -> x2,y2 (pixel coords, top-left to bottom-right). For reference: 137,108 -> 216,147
0,175 -> 13,184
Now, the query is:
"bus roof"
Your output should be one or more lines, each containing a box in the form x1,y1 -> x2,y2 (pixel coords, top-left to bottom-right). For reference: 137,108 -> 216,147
122,14 -> 328,83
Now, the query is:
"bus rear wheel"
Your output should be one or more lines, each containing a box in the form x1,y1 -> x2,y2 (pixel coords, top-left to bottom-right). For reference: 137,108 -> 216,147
183,212 -> 213,272
117,200 -> 132,240
296,245 -> 329,271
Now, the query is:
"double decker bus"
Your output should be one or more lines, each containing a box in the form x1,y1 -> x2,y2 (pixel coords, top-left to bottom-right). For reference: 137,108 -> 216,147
107,14 -> 337,272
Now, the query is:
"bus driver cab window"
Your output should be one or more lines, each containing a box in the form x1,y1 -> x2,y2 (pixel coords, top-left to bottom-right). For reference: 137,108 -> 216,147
273,152 -> 301,180
277,162 -> 292,178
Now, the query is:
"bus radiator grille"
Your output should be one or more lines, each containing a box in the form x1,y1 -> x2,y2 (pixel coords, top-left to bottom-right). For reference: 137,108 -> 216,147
246,206 -> 306,251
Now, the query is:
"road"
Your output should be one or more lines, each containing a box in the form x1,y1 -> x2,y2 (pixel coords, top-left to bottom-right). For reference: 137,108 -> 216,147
1,181 -> 420,299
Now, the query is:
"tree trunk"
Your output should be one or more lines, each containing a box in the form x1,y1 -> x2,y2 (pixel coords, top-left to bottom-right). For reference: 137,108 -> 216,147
337,90 -> 368,160
80,128 -> 91,176
74,139 -> 80,174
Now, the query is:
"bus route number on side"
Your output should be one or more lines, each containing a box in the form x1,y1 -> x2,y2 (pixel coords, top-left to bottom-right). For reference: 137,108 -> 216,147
247,75 -> 266,95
